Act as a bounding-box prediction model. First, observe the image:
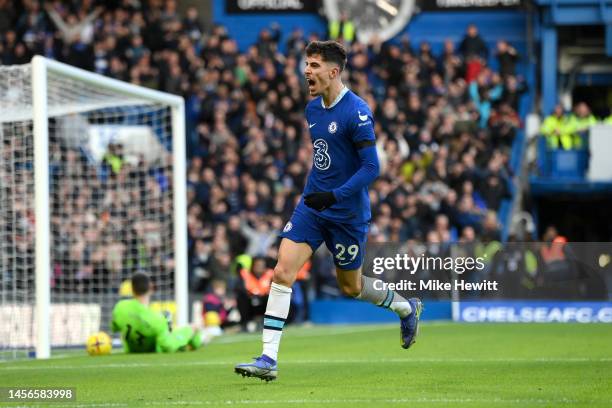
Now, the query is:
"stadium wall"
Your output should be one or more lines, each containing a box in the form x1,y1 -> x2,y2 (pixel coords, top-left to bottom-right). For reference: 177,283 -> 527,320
212,0 -> 326,52
212,1 -> 528,56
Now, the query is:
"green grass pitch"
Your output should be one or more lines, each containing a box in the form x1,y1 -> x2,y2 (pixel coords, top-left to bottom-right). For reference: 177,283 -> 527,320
1,322 -> 611,407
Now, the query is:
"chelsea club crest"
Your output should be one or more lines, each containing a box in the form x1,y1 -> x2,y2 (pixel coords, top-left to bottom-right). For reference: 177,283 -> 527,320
328,121 -> 337,134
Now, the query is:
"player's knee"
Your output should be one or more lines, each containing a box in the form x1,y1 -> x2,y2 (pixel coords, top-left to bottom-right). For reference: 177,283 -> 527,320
273,263 -> 294,287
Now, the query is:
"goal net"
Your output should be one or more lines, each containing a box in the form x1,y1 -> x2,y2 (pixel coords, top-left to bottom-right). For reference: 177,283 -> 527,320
0,57 -> 187,359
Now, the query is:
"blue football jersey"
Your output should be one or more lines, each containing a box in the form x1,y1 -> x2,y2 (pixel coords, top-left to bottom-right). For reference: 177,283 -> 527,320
302,88 -> 378,224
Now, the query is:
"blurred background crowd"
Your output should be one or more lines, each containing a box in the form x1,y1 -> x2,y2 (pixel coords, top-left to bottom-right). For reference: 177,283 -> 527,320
4,0 -> 605,330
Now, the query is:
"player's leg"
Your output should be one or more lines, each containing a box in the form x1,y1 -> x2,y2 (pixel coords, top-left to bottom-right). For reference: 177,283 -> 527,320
335,266 -> 412,319
327,221 -> 423,349
156,326 -> 200,353
262,238 -> 313,358
235,206 -> 323,381
234,238 -> 313,381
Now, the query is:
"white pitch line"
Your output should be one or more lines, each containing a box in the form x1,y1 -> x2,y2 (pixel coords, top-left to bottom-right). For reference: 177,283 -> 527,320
19,396 -> 612,408
1,357 -> 611,371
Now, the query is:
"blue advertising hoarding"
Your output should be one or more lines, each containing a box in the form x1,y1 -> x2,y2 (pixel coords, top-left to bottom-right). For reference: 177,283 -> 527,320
458,301 -> 612,323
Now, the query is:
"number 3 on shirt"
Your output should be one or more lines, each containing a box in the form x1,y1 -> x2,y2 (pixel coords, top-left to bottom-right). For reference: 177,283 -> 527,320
313,139 -> 331,171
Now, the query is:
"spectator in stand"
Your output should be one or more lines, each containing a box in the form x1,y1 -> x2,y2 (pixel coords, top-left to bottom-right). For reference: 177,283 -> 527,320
540,104 -> 570,150
328,10 -> 356,44
459,24 -> 488,61
469,69 -> 503,128
481,211 -> 502,242
438,39 -> 462,84
16,0 -> 46,45
566,102 -> 597,150
488,102 -> 521,148
227,215 -> 248,258
501,75 -> 527,111
182,6 -> 204,43
235,256 -> 274,331
456,194 -> 485,233
495,40 -> 519,78
255,24 -> 280,60
418,41 -> 438,81
377,43 -> 404,88
0,0 -> 15,35
9,39 -> 31,64
480,171 -> 511,212
285,27 -> 305,57
460,24 -> 488,86
202,280 -> 236,329
45,2 -> 101,45
434,214 -> 454,243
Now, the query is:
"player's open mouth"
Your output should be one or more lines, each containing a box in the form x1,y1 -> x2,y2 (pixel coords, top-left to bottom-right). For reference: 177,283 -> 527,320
307,78 -> 316,89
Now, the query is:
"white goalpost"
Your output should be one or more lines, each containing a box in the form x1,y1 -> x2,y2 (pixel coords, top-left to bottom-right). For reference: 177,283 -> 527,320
0,56 -> 188,359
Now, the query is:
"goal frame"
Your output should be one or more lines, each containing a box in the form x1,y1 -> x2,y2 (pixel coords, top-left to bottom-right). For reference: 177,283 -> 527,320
30,56 -> 188,359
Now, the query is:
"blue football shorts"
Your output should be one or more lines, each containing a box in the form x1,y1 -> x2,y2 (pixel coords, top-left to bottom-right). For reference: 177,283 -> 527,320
279,203 -> 369,270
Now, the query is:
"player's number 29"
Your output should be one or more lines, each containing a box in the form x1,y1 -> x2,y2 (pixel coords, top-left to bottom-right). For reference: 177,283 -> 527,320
335,244 -> 358,264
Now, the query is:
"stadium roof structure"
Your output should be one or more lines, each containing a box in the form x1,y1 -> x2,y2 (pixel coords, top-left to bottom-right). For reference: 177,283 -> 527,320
533,0 -> 612,114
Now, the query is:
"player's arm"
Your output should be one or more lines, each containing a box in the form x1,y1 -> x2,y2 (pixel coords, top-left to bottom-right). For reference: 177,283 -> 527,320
304,107 -> 380,211
149,311 -> 188,353
330,138 -> 379,202
111,319 -> 120,333
110,305 -> 132,352
110,304 -> 121,333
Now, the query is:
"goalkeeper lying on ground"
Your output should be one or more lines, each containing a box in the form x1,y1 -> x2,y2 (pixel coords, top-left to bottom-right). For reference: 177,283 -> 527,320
111,272 -> 202,353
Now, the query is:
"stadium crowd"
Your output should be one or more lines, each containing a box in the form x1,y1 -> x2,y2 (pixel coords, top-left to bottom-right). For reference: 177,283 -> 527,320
1,1 -> 531,328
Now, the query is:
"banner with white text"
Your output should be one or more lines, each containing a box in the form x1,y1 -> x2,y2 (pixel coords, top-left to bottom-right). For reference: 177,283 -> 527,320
418,0 -> 523,11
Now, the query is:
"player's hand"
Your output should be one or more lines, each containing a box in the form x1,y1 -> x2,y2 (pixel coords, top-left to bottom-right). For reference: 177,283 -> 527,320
304,192 -> 336,212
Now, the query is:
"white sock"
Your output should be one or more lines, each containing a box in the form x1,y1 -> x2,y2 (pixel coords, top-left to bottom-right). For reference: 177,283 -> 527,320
389,295 -> 412,318
262,282 -> 292,361
357,276 -> 412,318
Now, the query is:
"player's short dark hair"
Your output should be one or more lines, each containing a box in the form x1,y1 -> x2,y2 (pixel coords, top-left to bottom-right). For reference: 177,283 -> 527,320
306,40 -> 347,72
132,272 -> 151,296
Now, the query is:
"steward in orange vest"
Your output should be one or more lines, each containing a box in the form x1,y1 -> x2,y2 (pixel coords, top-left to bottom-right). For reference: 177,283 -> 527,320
540,236 -> 567,264
236,257 -> 274,331
239,259 -> 274,297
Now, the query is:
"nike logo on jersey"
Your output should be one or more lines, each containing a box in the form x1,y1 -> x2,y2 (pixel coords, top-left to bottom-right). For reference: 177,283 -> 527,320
309,122 -> 316,128
358,111 -> 368,121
